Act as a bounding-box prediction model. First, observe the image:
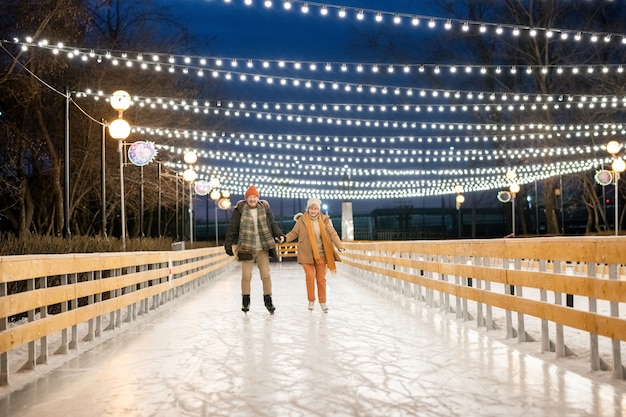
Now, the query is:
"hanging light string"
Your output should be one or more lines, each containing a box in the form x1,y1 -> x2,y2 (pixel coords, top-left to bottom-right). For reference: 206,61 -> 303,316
134,123 -> 618,161
9,39 -> 626,105
126,95 -> 626,114
248,0 -> 626,46
73,90 -> 626,136
162,156 -> 604,200
6,37 -> 626,78
3,41 -> 624,157
3,36 -> 622,199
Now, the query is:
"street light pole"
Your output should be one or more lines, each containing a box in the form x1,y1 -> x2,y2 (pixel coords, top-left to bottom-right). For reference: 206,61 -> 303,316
510,183 -> 520,236
108,90 -> 132,251
454,185 -> 464,238
64,86 -> 71,238
118,140 -> 127,248
183,151 -> 198,248
189,182 -> 193,245
214,202 -> 218,245
607,141 -> 626,236
101,119 -> 107,237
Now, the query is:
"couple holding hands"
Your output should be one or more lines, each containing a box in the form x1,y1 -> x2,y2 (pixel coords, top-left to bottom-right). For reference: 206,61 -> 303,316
224,185 -> 344,314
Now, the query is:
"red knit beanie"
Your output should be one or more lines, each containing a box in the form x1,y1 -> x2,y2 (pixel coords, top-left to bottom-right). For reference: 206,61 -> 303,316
245,185 -> 259,198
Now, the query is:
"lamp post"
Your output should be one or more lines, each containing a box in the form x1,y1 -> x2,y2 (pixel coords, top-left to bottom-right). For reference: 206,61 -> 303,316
208,177 -> 230,246
183,151 -> 198,247
108,90 -> 132,251
454,185 -> 464,238
504,169 -> 520,237
509,182 -> 521,236
607,141 -> 626,235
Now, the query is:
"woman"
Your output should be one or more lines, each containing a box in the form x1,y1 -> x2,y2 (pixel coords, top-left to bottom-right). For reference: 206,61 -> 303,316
284,198 -> 344,312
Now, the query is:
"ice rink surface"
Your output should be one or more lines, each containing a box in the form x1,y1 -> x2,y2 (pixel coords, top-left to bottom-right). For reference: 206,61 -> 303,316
3,262 -> 626,417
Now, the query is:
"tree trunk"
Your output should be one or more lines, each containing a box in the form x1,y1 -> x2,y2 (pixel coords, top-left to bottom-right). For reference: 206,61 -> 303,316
543,178 -> 560,235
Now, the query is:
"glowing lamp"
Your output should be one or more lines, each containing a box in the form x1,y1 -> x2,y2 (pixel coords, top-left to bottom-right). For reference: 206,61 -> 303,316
108,118 -> 130,140
110,90 -> 131,112
218,198 -> 232,210
183,168 -> 197,182
210,190 -> 221,201
509,183 -> 521,194
505,169 -> 517,181
607,140 -> 621,156
209,177 -> 221,189
612,157 -> 626,173
184,151 -> 197,164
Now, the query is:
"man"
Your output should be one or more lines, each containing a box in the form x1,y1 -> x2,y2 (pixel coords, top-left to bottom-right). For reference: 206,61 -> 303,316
224,185 -> 284,314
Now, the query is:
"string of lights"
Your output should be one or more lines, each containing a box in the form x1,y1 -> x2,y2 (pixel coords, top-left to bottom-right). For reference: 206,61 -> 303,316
4,0 -> 624,202
161,156 -> 605,200
74,91 -> 626,136
7,37 -> 626,78
246,0 -> 626,46
10,39 -> 626,106
134,125 -> 615,160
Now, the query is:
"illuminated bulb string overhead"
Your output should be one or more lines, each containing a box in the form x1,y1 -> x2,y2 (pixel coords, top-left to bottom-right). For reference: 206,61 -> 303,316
131,123 -> 619,160
12,39 -> 626,106
149,140 -> 608,169
67,82 -> 626,117
223,0 -> 626,45
73,90 -> 626,124
74,92 -> 626,142
12,39 -> 626,81
159,157 -> 604,200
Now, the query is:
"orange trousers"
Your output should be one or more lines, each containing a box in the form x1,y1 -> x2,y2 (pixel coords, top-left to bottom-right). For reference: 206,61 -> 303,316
302,257 -> 327,303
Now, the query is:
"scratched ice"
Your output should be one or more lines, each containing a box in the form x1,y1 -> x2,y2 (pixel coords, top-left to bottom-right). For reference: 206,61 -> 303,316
2,262 -> 626,417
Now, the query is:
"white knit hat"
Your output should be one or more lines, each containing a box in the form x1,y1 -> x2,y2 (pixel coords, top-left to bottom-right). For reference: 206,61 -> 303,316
306,198 -> 322,209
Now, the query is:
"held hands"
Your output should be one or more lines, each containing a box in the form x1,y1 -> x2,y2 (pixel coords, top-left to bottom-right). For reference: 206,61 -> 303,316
225,246 -> 234,256
274,235 -> 286,244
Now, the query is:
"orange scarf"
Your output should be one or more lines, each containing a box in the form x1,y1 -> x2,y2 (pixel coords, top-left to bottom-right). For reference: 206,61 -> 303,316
303,214 -> 337,273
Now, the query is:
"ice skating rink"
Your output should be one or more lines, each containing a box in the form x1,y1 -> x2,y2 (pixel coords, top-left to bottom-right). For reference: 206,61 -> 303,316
2,261 -> 626,417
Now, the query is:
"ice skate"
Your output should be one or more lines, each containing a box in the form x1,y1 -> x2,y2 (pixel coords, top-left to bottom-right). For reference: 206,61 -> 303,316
264,294 -> 276,314
242,295 -> 250,313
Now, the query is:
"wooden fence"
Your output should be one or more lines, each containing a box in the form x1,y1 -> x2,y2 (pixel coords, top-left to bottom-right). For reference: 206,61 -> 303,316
338,236 -> 626,379
0,247 -> 234,386
2,237 -> 626,386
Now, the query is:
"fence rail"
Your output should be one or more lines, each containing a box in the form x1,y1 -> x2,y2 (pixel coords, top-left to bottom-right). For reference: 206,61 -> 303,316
0,248 -> 234,386
3,237 -> 626,386
339,236 -> 626,379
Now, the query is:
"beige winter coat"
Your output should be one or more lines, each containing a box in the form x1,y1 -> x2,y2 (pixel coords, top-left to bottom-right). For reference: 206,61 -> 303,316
284,213 -> 343,264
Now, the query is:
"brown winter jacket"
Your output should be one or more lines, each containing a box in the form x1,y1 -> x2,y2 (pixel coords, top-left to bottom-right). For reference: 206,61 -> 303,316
284,213 -> 343,265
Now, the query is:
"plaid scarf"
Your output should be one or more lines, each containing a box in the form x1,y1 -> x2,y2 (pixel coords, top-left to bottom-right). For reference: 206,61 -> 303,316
303,214 -> 337,273
238,203 -> 275,254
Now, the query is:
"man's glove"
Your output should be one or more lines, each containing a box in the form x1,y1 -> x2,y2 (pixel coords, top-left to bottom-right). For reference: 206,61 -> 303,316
274,235 -> 285,244
225,246 -> 234,256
